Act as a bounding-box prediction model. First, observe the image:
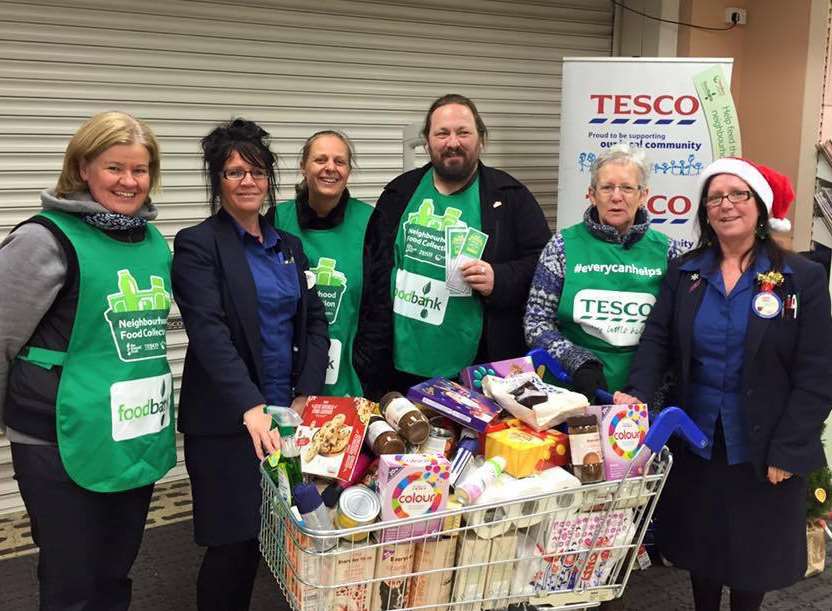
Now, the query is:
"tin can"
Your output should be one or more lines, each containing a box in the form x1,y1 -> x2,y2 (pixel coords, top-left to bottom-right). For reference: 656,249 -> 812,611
336,484 -> 381,542
420,422 -> 455,458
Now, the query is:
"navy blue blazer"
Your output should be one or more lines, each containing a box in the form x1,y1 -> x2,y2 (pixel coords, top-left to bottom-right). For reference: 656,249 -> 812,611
172,208 -> 329,436
626,249 -> 832,479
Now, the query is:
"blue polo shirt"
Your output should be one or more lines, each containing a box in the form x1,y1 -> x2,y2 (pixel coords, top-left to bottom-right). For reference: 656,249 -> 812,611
232,217 -> 299,406
680,248 -> 776,464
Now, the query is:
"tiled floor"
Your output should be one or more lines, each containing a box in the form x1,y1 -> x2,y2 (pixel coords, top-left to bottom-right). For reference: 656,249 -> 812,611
1,479 -> 831,610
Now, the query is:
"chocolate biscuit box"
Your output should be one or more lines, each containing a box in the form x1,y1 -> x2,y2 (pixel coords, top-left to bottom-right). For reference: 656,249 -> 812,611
407,378 -> 502,433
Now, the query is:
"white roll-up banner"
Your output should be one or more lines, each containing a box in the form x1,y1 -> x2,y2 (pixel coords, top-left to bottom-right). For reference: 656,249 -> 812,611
556,58 -> 739,250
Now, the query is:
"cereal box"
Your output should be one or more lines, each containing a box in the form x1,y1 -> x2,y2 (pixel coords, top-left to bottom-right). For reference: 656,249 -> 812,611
297,396 -> 372,482
332,542 -> 377,611
459,356 -> 535,391
377,454 -> 450,542
451,532 -> 491,611
482,532 -> 518,610
370,543 -> 415,611
408,535 -> 458,611
585,403 -> 650,480
407,378 -> 502,433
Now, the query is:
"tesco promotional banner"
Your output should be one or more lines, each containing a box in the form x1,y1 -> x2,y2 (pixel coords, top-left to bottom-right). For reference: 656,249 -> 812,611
556,58 -> 740,250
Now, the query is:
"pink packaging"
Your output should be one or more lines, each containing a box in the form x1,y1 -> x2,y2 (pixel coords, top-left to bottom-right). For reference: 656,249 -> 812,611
459,356 -> 536,391
585,404 -> 650,480
377,454 -> 450,542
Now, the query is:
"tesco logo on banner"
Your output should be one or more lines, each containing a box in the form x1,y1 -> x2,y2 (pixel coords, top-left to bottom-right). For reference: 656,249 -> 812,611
647,194 -> 693,225
588,94 -> 700,125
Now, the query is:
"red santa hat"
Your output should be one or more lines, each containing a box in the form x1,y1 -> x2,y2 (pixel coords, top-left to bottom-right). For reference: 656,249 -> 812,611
697,157 -> 794,232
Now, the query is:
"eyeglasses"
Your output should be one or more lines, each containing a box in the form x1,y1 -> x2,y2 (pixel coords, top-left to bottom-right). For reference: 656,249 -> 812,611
595,184 -> 641,196
704,190 -> 753,207
222,168 -> 269,181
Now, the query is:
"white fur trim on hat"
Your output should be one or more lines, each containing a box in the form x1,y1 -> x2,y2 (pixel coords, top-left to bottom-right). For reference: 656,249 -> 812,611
768,216 -> 792,233
697,158 -> 774,209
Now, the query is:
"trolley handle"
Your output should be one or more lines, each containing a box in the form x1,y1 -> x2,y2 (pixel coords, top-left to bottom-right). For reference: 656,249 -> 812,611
527,349 -> 708,451
528,348 -> 613,403
643,406 -> 708,453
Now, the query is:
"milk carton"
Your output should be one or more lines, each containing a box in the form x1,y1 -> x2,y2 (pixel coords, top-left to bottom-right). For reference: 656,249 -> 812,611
585,403 -> 650,480
377,454 -> 451,542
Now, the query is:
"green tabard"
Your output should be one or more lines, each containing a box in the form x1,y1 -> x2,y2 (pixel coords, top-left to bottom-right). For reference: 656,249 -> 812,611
27,210 -> 175,492
274,198 -> 372,396
391,170 -> 484,377
557,222 -> 669,392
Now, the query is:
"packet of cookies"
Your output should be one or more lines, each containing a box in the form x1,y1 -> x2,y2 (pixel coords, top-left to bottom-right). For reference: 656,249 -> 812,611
296,396 -> 372,482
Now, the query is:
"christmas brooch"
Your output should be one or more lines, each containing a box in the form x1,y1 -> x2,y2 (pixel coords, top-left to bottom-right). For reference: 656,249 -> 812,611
753,271 -> 784,319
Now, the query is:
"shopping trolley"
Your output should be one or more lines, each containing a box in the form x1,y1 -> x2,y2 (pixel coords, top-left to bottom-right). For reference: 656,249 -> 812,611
259,392 -> 706,610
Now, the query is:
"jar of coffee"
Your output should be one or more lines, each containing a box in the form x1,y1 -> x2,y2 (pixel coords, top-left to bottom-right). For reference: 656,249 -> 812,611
379,392 -> 430,445
366,414 -> 406,455
567,415 -> 604,484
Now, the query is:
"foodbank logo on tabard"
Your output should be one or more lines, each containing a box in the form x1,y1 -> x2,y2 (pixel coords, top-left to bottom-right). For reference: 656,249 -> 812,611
312,257 -> 347,325
104,269 -> 171,362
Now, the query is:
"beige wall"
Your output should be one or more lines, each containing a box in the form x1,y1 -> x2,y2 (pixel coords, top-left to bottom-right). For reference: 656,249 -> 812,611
677,0 -> 828,250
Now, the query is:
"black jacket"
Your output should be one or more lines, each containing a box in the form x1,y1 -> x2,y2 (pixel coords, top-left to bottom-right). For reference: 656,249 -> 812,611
355,162 -> 551,395
172,209 -> 329,436
626,250 -> 832,479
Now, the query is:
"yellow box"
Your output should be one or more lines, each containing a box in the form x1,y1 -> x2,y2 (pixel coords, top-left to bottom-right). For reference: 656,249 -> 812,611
484,421 -> 569,478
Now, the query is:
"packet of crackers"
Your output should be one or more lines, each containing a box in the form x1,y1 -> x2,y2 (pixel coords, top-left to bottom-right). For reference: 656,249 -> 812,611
296,396 -> 373,482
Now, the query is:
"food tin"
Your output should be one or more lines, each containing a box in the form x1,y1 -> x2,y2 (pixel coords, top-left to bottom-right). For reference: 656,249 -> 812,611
419,418 -> 456,458
336,484 -> 381,542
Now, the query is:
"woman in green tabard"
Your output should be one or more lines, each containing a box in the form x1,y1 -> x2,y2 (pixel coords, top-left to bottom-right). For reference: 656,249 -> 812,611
525,144 -> 683,401
0,112 -> 174,609
270,130 -> 373,396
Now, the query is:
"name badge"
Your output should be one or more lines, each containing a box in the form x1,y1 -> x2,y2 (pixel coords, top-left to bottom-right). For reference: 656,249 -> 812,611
752,291 -> 782,319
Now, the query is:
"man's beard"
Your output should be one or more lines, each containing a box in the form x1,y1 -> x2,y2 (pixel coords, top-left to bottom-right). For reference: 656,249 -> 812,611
430,147 -> 478,183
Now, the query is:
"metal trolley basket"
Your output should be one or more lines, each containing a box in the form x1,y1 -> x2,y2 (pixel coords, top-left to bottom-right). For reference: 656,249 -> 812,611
259,406 -> 706,611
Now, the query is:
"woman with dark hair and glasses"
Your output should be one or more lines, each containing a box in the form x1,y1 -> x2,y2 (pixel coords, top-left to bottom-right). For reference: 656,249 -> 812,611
524,143 -> 683,402
615,157 -> 832,610
172,118 -> 328,610
269,130 -> 373,396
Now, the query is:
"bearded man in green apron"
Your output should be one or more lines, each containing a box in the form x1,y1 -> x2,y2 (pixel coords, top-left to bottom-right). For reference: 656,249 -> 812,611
358,94 -> 551,395
271,130 -> 372,396
524,144 -> 684,401
0,112 -> 174,609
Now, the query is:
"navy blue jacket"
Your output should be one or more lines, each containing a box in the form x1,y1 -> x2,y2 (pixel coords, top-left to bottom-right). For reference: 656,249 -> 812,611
626,250 -> 832,479
172,209 -> 328,436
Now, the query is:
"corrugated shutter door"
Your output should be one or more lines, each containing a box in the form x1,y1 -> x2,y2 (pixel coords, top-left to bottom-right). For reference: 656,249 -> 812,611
0,0 -> 612,514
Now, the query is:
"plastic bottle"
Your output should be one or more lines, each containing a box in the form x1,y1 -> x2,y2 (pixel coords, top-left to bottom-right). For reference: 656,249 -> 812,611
292,483 -> 337,551
379,392 -> 430,445
455,456 -> 506,506
264,406 -> 303,505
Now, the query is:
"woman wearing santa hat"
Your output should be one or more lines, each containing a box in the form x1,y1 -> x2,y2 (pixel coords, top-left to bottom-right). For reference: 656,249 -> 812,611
616,157 -> 832,610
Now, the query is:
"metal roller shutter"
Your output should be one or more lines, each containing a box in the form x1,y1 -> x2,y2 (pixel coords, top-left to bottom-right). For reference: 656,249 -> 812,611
0,0 -> 613,514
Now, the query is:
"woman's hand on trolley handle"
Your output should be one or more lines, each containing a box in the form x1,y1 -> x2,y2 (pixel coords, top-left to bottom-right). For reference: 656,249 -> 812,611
613,391 -> 642,405
243,404 -> 280,461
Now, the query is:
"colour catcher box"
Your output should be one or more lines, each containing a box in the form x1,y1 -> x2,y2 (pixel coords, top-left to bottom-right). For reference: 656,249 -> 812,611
585,403 -> 650,480
460,356 -> 535,391
407,377 -> 502,433
297,396 -> 370,482
377,454 -> 450,543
